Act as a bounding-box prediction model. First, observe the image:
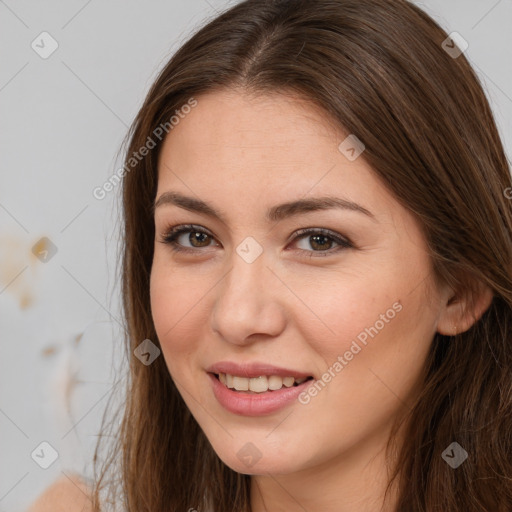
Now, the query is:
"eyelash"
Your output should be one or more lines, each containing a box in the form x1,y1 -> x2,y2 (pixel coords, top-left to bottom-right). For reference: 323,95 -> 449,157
158,224 -> 353,257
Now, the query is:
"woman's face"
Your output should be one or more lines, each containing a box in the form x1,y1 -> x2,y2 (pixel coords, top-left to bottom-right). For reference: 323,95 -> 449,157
150,89 -> 451,476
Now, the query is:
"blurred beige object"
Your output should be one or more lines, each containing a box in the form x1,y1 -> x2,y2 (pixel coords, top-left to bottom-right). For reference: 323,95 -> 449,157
47,332 -> 83,432
27,473 -> 93,512
0,234 -> 39,310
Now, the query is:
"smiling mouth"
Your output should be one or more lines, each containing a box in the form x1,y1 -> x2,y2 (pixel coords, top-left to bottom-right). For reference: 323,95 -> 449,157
212,373 -> 314,393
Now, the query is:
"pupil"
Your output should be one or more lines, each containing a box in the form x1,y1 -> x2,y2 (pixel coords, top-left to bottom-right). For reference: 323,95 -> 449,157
191,232 -> 209,247
311,235 -> 330,250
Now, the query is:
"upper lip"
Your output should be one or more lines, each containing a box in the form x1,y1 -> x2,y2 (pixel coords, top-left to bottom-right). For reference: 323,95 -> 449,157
206,361 -> 312,379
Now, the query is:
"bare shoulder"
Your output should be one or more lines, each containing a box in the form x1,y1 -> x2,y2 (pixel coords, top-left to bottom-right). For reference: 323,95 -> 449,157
27,473 -> 93,512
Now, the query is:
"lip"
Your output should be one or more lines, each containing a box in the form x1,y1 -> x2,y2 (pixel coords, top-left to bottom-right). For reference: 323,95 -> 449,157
206,363 -> 314,416
206,361 -> 312,379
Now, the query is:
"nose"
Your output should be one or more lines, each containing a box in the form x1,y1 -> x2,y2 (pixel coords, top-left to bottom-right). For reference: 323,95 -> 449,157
210,245 -> 287,346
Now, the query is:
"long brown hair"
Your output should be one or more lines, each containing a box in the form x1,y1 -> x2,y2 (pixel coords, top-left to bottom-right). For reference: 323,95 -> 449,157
90,0 -> 512,510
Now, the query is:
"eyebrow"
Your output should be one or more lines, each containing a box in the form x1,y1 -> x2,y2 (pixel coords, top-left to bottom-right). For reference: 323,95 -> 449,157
153,191 -> 376,223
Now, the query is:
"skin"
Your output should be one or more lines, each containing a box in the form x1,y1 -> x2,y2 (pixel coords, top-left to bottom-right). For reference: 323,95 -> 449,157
28,474 -> 92,512
150,89 -> 492,512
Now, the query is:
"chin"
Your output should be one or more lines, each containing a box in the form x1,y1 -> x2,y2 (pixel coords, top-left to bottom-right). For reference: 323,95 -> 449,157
206,437 -> 306,476
222,455 -> 298,476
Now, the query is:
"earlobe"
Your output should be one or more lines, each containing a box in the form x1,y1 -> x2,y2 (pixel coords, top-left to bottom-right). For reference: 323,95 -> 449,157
436,283 -> 494,336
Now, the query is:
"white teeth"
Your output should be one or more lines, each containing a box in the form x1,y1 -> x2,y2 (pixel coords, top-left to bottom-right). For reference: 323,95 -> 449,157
233,376 -> 249,391
282,376 -> 295,388
268,375 -> 283,390
249,376 -> 268,392
218,373 -> 310,393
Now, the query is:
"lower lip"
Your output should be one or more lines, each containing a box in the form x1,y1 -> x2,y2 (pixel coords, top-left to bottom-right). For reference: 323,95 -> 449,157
208,373 -> 313,416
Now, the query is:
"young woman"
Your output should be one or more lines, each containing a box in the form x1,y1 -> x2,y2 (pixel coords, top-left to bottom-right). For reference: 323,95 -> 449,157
41,0 -> 512,510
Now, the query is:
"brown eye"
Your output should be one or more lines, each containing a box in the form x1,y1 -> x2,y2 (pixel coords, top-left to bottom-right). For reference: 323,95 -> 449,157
304,234 -> 334,251
160,224 -> 352,257
160,224 -> 218,254
184,231 -> 212,248
291,228 -> 352,256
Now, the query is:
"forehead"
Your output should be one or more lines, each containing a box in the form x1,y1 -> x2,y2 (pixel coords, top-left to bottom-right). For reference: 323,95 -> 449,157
158,89 -> 342,174
155,89 -> 398,226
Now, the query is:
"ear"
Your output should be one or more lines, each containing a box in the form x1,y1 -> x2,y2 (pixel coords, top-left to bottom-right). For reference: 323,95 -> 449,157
437,280 -> 494,336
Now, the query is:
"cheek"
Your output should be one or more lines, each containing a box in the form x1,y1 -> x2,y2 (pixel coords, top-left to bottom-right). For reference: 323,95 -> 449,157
149,257 -> 209,373
292,264 -> 436,391
286,267 -> 401,359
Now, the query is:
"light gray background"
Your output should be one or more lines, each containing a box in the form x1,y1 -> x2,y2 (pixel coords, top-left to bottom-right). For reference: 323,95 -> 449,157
1,1 -> 511,510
